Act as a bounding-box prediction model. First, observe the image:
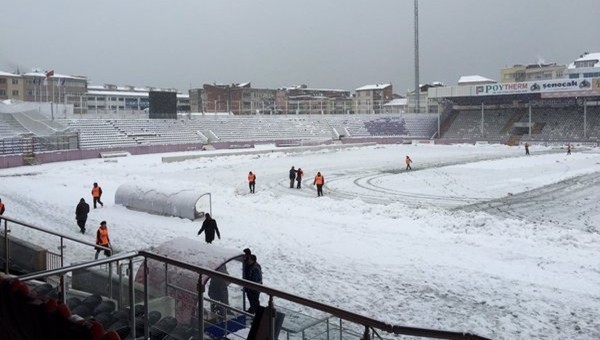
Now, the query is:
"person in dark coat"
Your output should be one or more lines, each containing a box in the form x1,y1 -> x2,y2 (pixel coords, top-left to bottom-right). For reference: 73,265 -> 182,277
289,166 -> 297,188
208,265 -> 230,316
244,254 -> 262,314
75,198 -> 90,234
242,248 -> 252,308
198,213 -> 221,244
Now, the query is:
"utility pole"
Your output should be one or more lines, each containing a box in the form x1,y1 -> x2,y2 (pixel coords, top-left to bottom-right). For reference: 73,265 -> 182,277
414,0 -> 420,113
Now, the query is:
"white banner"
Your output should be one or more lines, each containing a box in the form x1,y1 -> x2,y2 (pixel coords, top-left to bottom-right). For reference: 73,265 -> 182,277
475,78 -> 593,96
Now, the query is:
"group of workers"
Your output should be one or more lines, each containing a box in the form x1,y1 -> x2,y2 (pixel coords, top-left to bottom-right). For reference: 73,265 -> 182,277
247,167 -> 327,196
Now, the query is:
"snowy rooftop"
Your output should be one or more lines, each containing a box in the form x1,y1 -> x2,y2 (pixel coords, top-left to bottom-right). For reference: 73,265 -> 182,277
567,52 -> 600,69
0,71 -> 19,77
21,72 -> 85,80
458,75 -> 495,84
383,98 -> 408,106
355,84 -> 391,91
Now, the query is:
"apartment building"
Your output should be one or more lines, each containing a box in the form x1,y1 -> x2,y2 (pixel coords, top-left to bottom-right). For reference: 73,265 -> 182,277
500,63 -> 566,83
0,71 -> 24,101
354,84 -> 393,114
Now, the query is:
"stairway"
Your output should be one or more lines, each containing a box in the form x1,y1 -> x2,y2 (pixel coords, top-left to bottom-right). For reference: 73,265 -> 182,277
506,135 -> 522,146
439,110 -> 460,137
502,110 -> 527,134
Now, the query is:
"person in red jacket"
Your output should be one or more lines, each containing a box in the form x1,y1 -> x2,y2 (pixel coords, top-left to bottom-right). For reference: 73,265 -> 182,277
313,172 -> 325,197
248,171 -> 256,194
405,156 -> 413,170
0,198 -> 5,215
95,221 -> 111,259
296,168 -> 304,189
91,182 -> 104,208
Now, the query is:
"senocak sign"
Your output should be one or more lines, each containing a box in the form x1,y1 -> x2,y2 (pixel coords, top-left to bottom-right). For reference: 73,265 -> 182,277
476,78 -> 592,96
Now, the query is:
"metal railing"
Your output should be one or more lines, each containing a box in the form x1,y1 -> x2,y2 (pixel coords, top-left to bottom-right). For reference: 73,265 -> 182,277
5,214 -> 490,340
1,216 -> 112,302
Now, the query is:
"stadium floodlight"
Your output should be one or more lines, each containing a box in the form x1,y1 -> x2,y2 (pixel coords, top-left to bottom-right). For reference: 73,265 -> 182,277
414,0 -> 420,113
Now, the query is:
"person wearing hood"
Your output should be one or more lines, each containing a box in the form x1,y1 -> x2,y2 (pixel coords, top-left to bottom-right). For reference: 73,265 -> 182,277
198,213 -> 221,244
75,198 -> 90,234
296,167 -> 304,189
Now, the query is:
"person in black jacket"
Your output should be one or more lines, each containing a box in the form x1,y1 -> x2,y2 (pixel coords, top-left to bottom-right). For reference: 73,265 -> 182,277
244,254 -> 262,314
198,213 -> 221,244
75,198 -> 90,234
289,166 -> 297,188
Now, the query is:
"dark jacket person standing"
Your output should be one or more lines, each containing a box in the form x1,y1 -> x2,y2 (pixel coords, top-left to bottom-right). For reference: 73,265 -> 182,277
289,166 -> 297,188
198,213 -> 221,244
75,198 -> 90,234
244,254 -> 262,314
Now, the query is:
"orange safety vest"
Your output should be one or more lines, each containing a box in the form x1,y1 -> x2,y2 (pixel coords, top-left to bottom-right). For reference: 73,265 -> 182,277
92,186 -> 102,198
314,175 -> 323,185
248,174 -> 256,182
97,227 -> 109,246
405,157 -> 412,165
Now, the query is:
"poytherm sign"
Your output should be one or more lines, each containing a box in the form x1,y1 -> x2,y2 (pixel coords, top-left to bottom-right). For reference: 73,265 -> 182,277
476,78 -> 592,95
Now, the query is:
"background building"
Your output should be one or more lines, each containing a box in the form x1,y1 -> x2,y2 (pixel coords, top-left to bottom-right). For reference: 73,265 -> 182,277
565,52 -> 600,79
500,63 -> 565,83
354,84 -> 393,114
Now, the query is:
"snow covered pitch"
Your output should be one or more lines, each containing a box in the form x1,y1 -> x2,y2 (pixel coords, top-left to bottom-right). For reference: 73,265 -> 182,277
1,143 -> 599,339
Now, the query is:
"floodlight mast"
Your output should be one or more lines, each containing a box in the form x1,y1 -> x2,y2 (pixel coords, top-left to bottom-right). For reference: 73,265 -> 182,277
414,0 -> 420,113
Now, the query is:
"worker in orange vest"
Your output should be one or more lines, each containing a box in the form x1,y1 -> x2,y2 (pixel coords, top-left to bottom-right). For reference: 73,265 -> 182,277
0,198 -> 5,215
313,172 -> 325,197
248,171 -> 256,194
95,221 -> 112,259
91,182 -> 104,208
405,156 -> 413,170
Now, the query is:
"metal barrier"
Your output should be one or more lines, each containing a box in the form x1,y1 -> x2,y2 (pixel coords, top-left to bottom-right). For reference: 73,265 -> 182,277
1,216 -> 111,303
4,215 -> 490,340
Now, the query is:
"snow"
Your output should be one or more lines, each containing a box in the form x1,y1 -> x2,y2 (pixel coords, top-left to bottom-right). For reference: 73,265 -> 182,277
1,143 -> 599,340
457,75 -> 495,84
355,84 -> 391,91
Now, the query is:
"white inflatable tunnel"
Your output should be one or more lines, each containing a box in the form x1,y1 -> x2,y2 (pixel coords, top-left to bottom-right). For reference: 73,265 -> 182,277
114,183 -> 211,220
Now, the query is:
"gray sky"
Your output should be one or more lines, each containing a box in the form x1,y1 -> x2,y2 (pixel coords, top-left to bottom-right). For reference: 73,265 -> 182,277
1,0 -> 599,93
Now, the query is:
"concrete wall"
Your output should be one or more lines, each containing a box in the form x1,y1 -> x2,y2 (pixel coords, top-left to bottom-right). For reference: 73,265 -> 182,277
0,232 -> 47,274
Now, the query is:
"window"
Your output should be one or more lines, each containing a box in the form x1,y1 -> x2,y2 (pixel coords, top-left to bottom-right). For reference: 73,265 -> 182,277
12,79 -> 18,85
583,72 -> 600,78
0,89 -> 6,96
12,90 -> 19,96
0,78 -> 6,84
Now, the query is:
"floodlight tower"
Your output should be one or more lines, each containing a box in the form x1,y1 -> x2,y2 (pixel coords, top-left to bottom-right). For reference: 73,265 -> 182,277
414,0 -> 420,113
